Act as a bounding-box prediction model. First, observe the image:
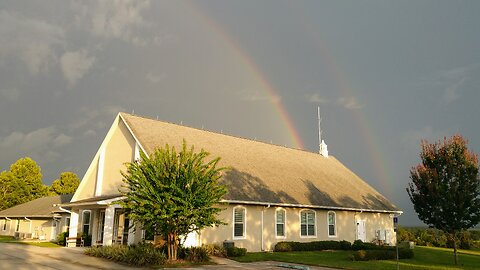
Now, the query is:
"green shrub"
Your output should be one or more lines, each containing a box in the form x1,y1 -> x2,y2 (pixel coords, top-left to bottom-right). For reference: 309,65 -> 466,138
353,248 -> 414,261
225,246 -> 247,257
202,244 -> 227,257
178,246 -> 210,262
351,240 -> 378,250
274,241 -> 294,252
339,240 -> 352,250
84,243 -> 166,266
56,232 -> 69,246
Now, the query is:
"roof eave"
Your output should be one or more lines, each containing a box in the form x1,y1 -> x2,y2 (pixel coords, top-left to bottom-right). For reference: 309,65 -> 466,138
221,199 -> 403,214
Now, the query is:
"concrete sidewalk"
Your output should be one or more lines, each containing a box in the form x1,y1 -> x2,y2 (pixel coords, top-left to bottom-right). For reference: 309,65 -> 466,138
0,242 -> 148,270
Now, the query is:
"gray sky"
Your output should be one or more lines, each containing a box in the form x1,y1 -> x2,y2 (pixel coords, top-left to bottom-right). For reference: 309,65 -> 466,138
1,0 -> 479,226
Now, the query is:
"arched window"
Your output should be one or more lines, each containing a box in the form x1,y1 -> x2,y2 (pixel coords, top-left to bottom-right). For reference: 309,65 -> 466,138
300,210 -> 316,237
275,209 -> 286,238
327,211 -> 336,237
233,206 -> 246,239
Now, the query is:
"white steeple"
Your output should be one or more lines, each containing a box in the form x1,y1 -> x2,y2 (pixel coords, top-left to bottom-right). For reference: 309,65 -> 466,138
318,106 -> 328,157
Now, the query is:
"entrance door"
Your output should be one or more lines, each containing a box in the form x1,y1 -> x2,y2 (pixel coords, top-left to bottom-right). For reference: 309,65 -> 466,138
356,220 -> 366,242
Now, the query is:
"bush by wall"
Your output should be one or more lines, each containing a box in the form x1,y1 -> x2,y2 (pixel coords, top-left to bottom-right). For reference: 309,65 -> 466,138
351,240 -> 380,250
225,246 -> 247,257
178,246 -> 210,262
202,244 -> 227,257
274,240 -> 353,252
85,243 -> 166,266
56,232 -> 68,246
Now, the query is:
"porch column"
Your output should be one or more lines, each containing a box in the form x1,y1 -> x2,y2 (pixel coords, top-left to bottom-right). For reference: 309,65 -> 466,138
67,210 -> 79,247
103,205 -> 115,246
127,219 -> 135,245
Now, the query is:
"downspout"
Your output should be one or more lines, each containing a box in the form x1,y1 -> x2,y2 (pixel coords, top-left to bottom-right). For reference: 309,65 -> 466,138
59,206 -> 72,214
261,205 -> 271,251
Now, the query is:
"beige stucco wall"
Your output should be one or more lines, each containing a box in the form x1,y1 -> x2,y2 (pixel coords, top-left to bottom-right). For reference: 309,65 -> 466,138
0,216 -> 69,241
101,119 -> 135,195
74,117 -> 136,201
200,204 -> 396,252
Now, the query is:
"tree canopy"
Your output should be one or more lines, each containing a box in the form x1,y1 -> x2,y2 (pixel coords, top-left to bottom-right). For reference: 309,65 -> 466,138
50,172 -> 80,195
0,157 -> 49,210
407,134 -> 480,264
120,141 -> 227,261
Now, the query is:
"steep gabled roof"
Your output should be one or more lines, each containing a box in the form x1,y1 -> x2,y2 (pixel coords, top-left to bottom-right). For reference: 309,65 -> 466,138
0,194 -> 73,218
120,113 -> 400,213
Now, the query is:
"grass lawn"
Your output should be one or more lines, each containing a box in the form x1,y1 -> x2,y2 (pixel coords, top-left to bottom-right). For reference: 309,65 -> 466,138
0,235 -> 61,247
233,246 -> 480,270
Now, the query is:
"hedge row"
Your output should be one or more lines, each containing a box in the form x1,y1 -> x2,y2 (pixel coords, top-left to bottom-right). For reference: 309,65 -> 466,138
274,240 -> 352,252
274,240 -> 404,252
353,248 -> 414,261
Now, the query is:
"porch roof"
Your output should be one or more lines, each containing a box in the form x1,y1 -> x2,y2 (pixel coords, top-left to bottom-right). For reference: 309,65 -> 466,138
61,194 -> 124,207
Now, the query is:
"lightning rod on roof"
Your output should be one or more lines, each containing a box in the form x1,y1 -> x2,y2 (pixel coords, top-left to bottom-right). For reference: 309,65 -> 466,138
318,106 -> 329,157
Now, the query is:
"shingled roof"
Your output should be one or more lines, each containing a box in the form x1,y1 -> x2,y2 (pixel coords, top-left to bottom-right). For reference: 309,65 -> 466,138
0,194 -> 73,218
120,113 -> 400,213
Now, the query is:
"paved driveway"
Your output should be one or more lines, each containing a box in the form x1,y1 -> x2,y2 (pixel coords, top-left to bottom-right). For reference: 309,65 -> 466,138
0,242 -> 335,270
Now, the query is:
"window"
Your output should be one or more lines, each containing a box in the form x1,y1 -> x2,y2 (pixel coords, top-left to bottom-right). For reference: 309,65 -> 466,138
327,211 -> 336,237
2,219 -> 6,231
82,210 -> 91,234
233,207 -> 246,239
300,210 -> 315,237
16,219 -> 20,232
276,209 -> 286,238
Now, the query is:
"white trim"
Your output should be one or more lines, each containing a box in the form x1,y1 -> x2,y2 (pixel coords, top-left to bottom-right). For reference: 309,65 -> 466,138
222,199 -> 402,214
95,147 -> 106,196
118,113 -> 148,156
327,211 -> 337,238
232,206 -> 246,240
299,209 -> 316,238
275,208 -> 286,239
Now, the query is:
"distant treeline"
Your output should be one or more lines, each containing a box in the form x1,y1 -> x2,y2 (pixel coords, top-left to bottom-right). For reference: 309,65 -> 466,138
398,226 -> 480,250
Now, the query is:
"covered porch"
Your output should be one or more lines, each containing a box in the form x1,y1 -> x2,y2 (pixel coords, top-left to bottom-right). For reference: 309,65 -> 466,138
62,195 -> 143,247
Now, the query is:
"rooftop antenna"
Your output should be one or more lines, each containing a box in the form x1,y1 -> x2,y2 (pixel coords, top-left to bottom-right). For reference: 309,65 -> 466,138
318,106 -> 328,157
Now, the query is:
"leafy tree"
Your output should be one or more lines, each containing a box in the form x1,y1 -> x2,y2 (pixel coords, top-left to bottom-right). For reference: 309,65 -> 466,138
50,172 -> 80,195
120,141 -> 227,261
407,135 -> 480,264
0,157 -> 49,210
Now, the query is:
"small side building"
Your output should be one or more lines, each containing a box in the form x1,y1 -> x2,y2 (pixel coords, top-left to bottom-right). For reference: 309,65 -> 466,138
0,194 -> 73,241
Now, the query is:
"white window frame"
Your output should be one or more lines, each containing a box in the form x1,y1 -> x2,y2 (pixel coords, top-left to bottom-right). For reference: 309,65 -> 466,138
1,219 -> 6,231
327,211 -> 337,237
82,210 -> 92,235
232,206 -> 246,240
299,209 -> 316,238
15,219 -> 20,232
275,208 -> 286,239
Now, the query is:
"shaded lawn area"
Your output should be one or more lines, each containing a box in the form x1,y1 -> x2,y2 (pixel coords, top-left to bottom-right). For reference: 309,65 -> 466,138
0,235 -> 61,247
233,246 -> 480,270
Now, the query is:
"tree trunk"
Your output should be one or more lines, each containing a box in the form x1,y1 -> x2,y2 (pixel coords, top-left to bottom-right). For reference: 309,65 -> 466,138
451,233 -> 458,265
167,232 -> 178,261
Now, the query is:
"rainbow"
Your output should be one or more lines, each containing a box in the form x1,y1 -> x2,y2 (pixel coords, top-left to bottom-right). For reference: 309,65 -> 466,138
185,2 -> 393,196
288,4 -> 393,196
185,2 -> 304,150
